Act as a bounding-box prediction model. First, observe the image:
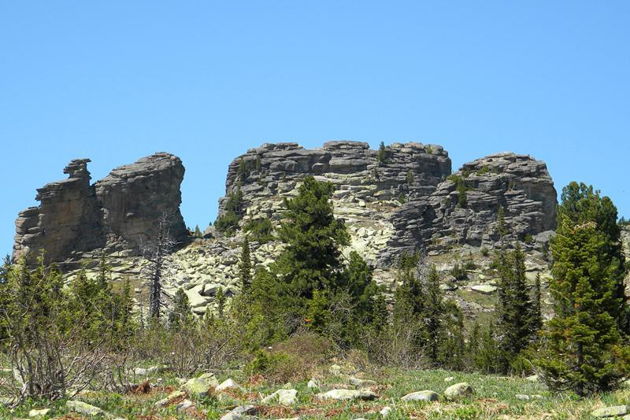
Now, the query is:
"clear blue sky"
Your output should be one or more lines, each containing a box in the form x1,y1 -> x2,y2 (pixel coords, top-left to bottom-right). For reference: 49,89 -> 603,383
1,1 -> 629,257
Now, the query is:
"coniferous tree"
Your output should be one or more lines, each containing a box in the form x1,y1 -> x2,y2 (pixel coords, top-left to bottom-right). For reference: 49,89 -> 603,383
424,265 -> 448,365
536,182 -> 630,395
169,288 -> 193,328
530,273 -> 543,335
239,236 -> 252,291
275,177 -> 350,301
495,245 -> 539,372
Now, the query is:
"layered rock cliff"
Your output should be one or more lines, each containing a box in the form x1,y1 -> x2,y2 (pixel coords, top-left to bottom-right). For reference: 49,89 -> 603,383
12,142 -> 560,315
217,142 -> 557,267
13,153 -> 187,265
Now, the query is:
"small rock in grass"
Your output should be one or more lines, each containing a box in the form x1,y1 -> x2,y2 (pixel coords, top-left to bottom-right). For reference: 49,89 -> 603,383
591,405 -> 628,418
220,404 -> 257,420
66,400 -> 106,416
401,390 -> 439,402
262,389 -> 298,405
316,389 -> 377,401
176,399 -> 194,411
444,382 -> 474,400
444,376 -> 454,382
28,408 -> 51,418
525,374 -> 539,382
182,373 -> 219,397
380,406 -> 392,416
329,364 -> 342,375
155,390 -> 186,407
349,376 -> 377,387
515,394 -> 530,400
216,378 -> 244,392
307,378 -> 320,389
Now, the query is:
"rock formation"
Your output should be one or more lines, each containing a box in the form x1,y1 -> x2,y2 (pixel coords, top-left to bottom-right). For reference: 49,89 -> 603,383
13,159 -> 104,264
381,153 -> 557,263
13,153 -> 187,264
217,142 -> 557,266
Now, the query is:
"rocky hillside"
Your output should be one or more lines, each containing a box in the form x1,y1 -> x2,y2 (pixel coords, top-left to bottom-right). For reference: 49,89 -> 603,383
217,141 -> 556,266
12,141 -> 559,315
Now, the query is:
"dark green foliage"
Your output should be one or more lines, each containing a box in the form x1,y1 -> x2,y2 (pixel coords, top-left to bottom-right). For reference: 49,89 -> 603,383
239,236 -> 252,291
240,176 -> 384,349
392,254 -> 463,367
468,322 -> 503,373
243,217 -> 274,243
531,273 -> 543,334
494,245 -> 540,372
536,182 -> 630,395
377,141 -> 389,165
215,187 -> 244,235
406,170 -> 415,185
193,225 -> 202,238
169,288 -> 194,329
448,175 -> 469,208
450,262 -> 468,280
274,177 -> 350,300
216,286 -> 226,319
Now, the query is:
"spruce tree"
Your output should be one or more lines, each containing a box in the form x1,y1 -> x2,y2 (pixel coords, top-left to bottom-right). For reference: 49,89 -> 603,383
169,287 -> 193,328
274,176 -> 349,303
495,245 -> 539,372
536,182 -> 630,395
424,265 -> 447,365
239,236 -> 252,291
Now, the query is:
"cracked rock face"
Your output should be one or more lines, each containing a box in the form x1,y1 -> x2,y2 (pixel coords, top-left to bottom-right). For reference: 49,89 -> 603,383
218,141 -> 452,266
13,153 -> 187,264
381,153 -> 557,263
218,143 -> 557,267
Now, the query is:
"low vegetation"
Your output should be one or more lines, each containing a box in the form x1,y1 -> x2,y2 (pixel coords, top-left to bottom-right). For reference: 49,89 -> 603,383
0,178 -> 628,418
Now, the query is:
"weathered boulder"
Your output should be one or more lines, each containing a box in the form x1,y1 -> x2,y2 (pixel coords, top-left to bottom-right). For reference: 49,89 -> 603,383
182,373 -> 219,397
316,389 -> 377,401
261,389 -> 298,405
444,382 -> 474,400
66,400 -> 106,416
591,405 -> 628,418
401,390 -> 439,402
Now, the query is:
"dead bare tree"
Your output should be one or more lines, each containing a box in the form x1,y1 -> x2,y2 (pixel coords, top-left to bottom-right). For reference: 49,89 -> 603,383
141,212 -> 179,321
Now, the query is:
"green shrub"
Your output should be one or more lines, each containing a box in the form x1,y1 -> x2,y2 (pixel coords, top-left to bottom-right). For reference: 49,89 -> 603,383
244,217 -> 274,243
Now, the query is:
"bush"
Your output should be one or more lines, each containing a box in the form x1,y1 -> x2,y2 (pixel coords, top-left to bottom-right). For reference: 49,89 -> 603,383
244,218 -> 274,243
245,333 -> 337,384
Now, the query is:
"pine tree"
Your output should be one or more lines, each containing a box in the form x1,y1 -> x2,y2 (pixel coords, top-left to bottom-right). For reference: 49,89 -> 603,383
530,273 -> 543,334
495,245 -> 539,372
424,265 -> 447,365
239,236 -> 252,291
216,286 -> 226,319
169,288 -> 193,328
536,182 -> 630,395
377,141 -> 388,164
274,176 -> 349,302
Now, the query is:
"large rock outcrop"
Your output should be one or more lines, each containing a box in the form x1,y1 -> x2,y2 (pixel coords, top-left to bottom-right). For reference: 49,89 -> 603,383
13,153 -> 187,264
13,159 -> 104,264
381,153 -> 557,263
217,143 -> 557,267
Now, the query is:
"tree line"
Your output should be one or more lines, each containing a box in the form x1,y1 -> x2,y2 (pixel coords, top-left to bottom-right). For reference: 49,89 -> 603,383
0,177 -> 627,402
